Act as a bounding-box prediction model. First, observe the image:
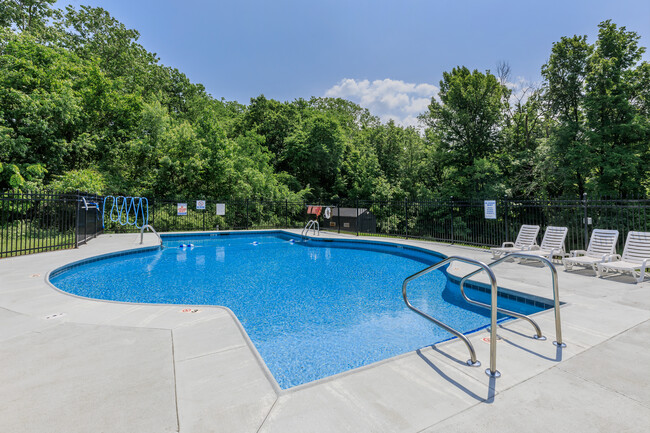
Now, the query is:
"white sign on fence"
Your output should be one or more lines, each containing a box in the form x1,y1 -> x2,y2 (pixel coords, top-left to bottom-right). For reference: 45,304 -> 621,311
216,203 -> 226,216
196,200 -> 206,210
177,203 -> 187,216
484,200 -> 497,219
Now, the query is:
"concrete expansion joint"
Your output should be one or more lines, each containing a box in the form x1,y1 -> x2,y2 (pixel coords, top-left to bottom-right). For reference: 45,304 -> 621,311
174,342 -> 248,364
255,397 -> 279,433
170,328 -> 181,433
416,395 -> 489,433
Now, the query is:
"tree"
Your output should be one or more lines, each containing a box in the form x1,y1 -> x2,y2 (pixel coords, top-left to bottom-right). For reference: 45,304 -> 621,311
0,0 -> 57,33
420,66 -> 510,196
540,34 -> 592,197
421,66 -> 510,165
583,20 -> 648,197
282,115 -> 345,199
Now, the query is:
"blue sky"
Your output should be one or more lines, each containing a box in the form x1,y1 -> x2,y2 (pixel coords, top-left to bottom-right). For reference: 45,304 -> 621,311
59,0 -> 650,126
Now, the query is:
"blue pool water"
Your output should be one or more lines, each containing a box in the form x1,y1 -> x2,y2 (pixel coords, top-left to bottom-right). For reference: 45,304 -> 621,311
50,231 -> 546,388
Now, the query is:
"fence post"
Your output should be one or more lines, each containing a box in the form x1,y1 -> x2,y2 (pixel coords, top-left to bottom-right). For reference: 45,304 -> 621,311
356,198 -> 359,237
450,196 -> 454,244
285,199 -> 288,228
583,192 -> 589,249
151,197 -> 155,229
337,200 -> 341,234
75,192 -> 80,248
504,195 -> 509,243
404,198 -> 409,239
84,195 -> 88,243
245,198 -> 249,230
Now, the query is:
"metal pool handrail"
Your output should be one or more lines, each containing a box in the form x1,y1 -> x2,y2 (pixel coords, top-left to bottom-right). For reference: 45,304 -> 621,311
301,220 -> 319,236
460,278 -> 544,341
140,224 -> 163,246
459,253 -> 565,348
403,256 -> 501,378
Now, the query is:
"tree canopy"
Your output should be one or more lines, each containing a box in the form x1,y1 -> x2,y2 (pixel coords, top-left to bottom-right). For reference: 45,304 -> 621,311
1,2 -> 648,199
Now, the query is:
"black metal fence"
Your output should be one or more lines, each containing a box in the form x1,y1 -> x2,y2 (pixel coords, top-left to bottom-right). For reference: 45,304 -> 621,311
356,197 -> 650,253
146,198 -> 307,233
1,191 -> 81,258
2,191 -> 650,258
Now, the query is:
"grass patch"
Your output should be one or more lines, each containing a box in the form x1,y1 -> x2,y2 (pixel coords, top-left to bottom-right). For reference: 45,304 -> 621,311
0,220 -> 75,258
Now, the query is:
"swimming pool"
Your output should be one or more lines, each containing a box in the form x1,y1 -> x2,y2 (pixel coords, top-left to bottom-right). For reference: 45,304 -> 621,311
49,231 -> 548,388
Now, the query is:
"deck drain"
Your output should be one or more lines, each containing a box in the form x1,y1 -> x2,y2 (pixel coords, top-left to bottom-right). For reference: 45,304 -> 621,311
44,313 -> 65,320
180,308 -> 200,314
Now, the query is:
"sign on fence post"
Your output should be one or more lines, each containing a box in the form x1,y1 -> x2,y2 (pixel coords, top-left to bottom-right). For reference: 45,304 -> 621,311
196,200 -> 206,210
177,203 -> 187,216
484,200 -> 497,219
216,203 -> 225,215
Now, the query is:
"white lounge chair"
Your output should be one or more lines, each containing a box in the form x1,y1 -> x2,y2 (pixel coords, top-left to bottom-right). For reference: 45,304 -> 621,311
518,226 -> 568,262
562,229 -> 619,273
491,225 -> 540,259
597,231 -> 650,283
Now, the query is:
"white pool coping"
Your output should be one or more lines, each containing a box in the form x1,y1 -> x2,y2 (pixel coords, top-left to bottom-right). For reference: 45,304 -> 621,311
1,230 -> 649,432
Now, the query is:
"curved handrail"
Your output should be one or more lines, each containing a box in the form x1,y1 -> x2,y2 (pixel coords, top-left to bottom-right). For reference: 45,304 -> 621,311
301,220 -> 319,236
460,280 -> 544,340
460,253 -> 564,348
403,256 -> 501,378
140,224 -> 163,246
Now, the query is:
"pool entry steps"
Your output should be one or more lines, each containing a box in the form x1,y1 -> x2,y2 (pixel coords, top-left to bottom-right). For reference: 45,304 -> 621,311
403,254 -> 565,379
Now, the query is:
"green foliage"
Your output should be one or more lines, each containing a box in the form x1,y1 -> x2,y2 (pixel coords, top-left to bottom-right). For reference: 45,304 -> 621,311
422,66 -> 510,164
48,168 -> 106,194
420,66 -> 510,197
583,21 -> 648,197
0,0 -> 57,33
1,4 -> 648,202
540,35 -> 592,196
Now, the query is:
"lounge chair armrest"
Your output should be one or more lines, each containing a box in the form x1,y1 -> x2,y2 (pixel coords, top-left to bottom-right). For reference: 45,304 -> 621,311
570,250 -> 587,257
553,248 -> 568,258
501,242 -> 515,248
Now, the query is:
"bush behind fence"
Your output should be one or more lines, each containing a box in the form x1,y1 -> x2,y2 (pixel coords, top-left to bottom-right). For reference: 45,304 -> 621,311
2,191 -> 649,258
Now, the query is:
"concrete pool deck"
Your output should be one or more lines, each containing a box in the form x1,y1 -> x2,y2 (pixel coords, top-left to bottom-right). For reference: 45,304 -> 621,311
0,230 -> 649,432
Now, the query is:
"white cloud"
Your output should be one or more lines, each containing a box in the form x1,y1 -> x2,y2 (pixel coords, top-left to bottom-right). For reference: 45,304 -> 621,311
505,76 -> 543,105
324,78 -> 439,128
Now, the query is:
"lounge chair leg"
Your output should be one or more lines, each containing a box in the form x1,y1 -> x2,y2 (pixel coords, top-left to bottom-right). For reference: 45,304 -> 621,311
637,269 -> 646,284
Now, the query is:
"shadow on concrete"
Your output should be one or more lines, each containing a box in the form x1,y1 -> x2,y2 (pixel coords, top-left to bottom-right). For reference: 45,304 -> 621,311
497,324 -> 540,340
430,344 -> 474,367
498,331 -> 564,362
416,349 -> 495,403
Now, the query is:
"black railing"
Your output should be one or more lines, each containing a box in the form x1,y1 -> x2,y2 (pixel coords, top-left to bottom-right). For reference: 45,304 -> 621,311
1,191 -> 78,258
76,194 -> 104,246
2,192 -> 650,258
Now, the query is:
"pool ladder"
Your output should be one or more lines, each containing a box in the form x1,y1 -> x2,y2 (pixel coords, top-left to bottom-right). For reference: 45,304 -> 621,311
302,220 -> 319,236
140,224 -> 163,246
402,254 -> 565,379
